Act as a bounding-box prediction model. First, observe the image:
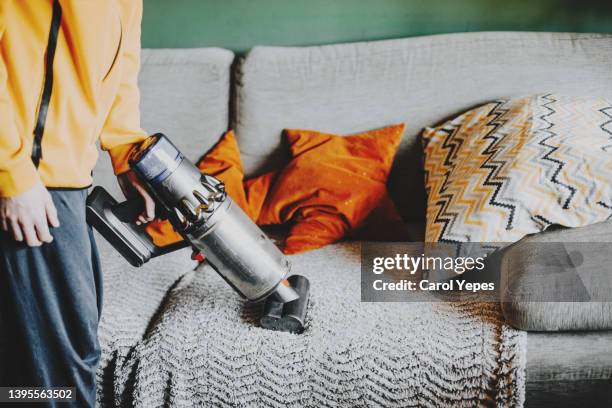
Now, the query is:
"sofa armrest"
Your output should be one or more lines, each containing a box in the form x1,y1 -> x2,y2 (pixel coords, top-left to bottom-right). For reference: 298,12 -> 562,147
499,220 -> 612,331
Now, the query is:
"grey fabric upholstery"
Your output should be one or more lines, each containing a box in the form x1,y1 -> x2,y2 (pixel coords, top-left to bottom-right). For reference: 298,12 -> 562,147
233,32 -> 612,220
526,331 -> 612,407
500,220 -> 612,331
93,48 -> 234,199
99,242 -> 526,407
94,233 -> 197,406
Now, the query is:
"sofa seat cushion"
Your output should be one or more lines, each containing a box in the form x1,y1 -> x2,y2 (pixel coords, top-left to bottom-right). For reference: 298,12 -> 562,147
500,220 -> 612,331
103,241 -> 527,407
95,232 -> 197,406
526,331 -> 612,407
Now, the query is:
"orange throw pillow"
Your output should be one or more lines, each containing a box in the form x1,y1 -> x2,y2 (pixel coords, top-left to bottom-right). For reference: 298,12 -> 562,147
258,124 -> 405,254
146,130 -> 260,246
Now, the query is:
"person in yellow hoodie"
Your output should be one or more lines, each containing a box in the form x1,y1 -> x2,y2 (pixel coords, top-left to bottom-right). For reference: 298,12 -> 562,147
0,1 -> 155,406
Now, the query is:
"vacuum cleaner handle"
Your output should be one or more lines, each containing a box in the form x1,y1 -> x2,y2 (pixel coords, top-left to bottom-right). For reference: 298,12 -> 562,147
86,186 -> 189,267
112,196 -> 191,257
112,196 -> 148,223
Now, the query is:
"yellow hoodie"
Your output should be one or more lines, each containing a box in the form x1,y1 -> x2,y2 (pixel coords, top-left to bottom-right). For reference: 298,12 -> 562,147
0,0 -> 147,197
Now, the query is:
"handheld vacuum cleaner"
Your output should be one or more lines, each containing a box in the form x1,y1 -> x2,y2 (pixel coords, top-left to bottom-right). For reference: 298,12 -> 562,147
86,134 -> 310,334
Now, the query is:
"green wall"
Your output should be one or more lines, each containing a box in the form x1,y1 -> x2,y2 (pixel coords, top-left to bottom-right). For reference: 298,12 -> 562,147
142,0 -> 612,52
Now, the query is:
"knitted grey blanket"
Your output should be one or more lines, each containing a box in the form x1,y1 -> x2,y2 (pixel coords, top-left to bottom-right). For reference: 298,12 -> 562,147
96,240 -> 526,407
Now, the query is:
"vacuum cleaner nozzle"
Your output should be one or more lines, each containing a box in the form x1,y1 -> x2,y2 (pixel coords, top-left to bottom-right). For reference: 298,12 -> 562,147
260,275 -> 310,334
269,279 -> 300,303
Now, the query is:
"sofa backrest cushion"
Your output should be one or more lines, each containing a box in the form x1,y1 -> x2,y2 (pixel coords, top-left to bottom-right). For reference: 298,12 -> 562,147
93,48 -> 234,199
232,32 -> 612,221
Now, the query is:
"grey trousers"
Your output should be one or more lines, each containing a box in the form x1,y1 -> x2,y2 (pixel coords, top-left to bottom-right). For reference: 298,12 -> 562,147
0,189 -> 102,408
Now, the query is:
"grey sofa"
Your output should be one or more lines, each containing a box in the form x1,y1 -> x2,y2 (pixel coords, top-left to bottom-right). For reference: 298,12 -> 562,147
92,32 -> 612,407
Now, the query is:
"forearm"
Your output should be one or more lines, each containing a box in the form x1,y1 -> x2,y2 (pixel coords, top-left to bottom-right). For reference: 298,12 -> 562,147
99,0 -> 146,175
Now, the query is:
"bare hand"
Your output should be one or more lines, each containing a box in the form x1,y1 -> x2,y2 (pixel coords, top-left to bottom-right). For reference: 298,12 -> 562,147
0,181 -> 59,246
117,171 -> 156,225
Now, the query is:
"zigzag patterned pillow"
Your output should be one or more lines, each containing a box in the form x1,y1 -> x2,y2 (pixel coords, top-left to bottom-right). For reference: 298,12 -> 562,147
423,94 -> 612,244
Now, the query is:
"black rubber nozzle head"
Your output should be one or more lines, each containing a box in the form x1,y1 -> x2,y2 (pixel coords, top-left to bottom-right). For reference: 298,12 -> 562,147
260,275 -> 310,334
